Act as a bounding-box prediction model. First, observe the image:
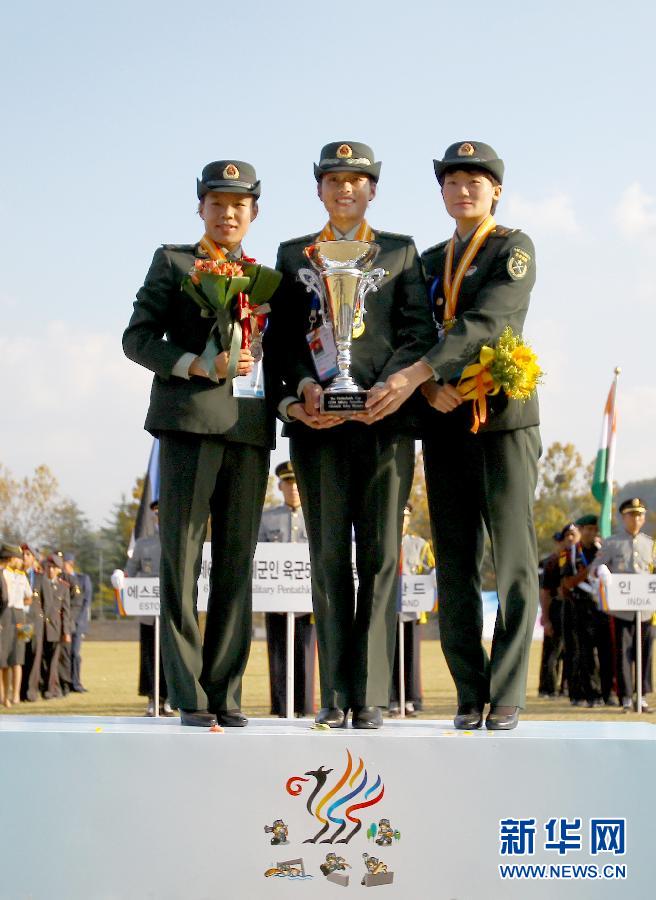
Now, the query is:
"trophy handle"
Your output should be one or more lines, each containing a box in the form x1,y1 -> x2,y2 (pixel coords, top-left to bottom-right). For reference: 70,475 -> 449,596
356,267 -> 387,318
297,267 -> 322,295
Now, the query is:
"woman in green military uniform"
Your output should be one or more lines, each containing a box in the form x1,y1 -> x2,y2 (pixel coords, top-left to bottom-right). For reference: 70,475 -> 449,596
419,142 -> 540,731
123,161 -> 277,728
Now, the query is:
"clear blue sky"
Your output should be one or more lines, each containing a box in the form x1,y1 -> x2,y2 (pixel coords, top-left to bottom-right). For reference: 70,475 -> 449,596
1,0 -> 654,526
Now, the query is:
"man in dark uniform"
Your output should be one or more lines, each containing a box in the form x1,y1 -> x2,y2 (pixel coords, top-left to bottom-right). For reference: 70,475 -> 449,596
559,521 -> 603,706
538,531 -> 564,698
39,553 -> 72,699
59,553 -> 92,695
258,461 -> 316,717
123,160 -> 277,727
592,497 -> 654,711
575,513 -> 617,705
396,142 -> 541,731
275,142 -> 435,728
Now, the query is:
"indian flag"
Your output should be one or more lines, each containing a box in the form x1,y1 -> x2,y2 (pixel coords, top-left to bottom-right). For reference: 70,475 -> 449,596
591,370 -> 619,538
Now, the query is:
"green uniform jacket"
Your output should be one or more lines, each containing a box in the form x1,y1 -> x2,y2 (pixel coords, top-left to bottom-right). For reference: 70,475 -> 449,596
123,243 -> 277,448
275,231 -> 436,434
421,226 -> 540,433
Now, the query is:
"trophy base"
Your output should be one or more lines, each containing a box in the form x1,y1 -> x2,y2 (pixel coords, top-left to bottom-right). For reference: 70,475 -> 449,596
321,391 -> 368,415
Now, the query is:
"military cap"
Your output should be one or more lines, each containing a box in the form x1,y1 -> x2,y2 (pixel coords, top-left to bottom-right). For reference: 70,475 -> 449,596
0,542 -> 22,560
561,522 -> 578,535
45,553 -> 64,569
619,497 -> 647,514
553,531 -> 563,542
20,542 -> 37,555
434,141 -> 505,185
575,514 -> 598,527
197,160 -> 261,200
314,141 -> 381,183
275,461 -> 296,482
63,552 -> 75,563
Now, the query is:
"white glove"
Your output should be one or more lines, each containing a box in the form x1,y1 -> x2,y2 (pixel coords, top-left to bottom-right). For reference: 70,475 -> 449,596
110,569 -> 125,590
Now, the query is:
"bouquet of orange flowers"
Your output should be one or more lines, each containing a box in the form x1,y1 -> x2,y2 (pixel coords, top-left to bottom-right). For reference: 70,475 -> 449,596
457,326 -> 543,432
182,259 -> 281,378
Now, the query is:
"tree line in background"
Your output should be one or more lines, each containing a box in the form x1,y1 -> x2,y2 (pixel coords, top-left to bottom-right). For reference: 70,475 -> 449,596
1,444 -> 654,614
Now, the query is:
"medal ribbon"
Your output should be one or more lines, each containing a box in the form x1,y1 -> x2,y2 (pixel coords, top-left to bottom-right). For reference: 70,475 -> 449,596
199,234 -> 227,262
199,234 -> 255,265
316,220 -> 374,242
443,215 -> 496,327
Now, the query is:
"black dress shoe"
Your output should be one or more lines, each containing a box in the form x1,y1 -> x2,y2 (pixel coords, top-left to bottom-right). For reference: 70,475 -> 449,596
454,705 -> 484,730
71,685 -> 88,693
180,709 -> 218,727
216,709 -> 248,727
352,706 -> 383,729
315,707 -> 346,728
486,705 -> 520,731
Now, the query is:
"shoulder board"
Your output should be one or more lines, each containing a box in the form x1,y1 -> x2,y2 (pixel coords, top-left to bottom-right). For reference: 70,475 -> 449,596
375,230 -> 413,243
161,243 -> 197,252
490,226 -> 519,238
277,233 -> 316,249
421,240 -> 449,256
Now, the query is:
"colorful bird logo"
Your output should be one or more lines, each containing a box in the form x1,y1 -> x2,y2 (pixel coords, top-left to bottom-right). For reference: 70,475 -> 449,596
286,750 -> 385,845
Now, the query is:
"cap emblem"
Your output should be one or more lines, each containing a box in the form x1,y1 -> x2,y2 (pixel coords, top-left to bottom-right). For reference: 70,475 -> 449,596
336,144 -> 353,159
223,163 -> 240,180
457,142 -> 475,157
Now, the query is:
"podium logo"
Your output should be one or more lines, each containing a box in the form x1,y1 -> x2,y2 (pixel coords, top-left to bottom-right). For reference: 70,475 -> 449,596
286,749 -> 385,845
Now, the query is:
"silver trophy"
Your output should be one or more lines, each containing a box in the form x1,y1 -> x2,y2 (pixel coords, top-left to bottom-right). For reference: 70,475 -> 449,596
298,240 -> 386,414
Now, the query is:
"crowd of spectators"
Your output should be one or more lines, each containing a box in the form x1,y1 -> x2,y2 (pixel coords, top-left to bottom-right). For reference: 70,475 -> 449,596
538,501 -> 654,712
0,543 -> 92,706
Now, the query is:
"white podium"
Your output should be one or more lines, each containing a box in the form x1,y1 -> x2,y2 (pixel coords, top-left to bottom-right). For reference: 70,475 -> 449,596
0,716 -> 653,899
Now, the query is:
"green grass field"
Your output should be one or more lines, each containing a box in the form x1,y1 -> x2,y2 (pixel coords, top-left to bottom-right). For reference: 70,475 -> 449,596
1,638 -> 653,724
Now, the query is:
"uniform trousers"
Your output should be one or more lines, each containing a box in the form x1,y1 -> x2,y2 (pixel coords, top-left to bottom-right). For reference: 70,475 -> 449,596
138,622 -> 168,700
265,613 -> 316,716
423,425 -> 540,708
290,425 -> 414,710
158,432 -> 269,712
41,640 -> 62,697
59,637 -> 73,692
20,613 -> 44,701
593,609 -> 616,702
390,619 -> 422,706
566,595 -> 602,703
71,628 -> 85,691
613,617 -> 653,699
539,597 -> 565,696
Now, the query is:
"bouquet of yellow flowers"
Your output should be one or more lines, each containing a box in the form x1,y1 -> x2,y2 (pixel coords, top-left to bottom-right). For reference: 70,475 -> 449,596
182,259 -> 281,379
457,326 -> 543,432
